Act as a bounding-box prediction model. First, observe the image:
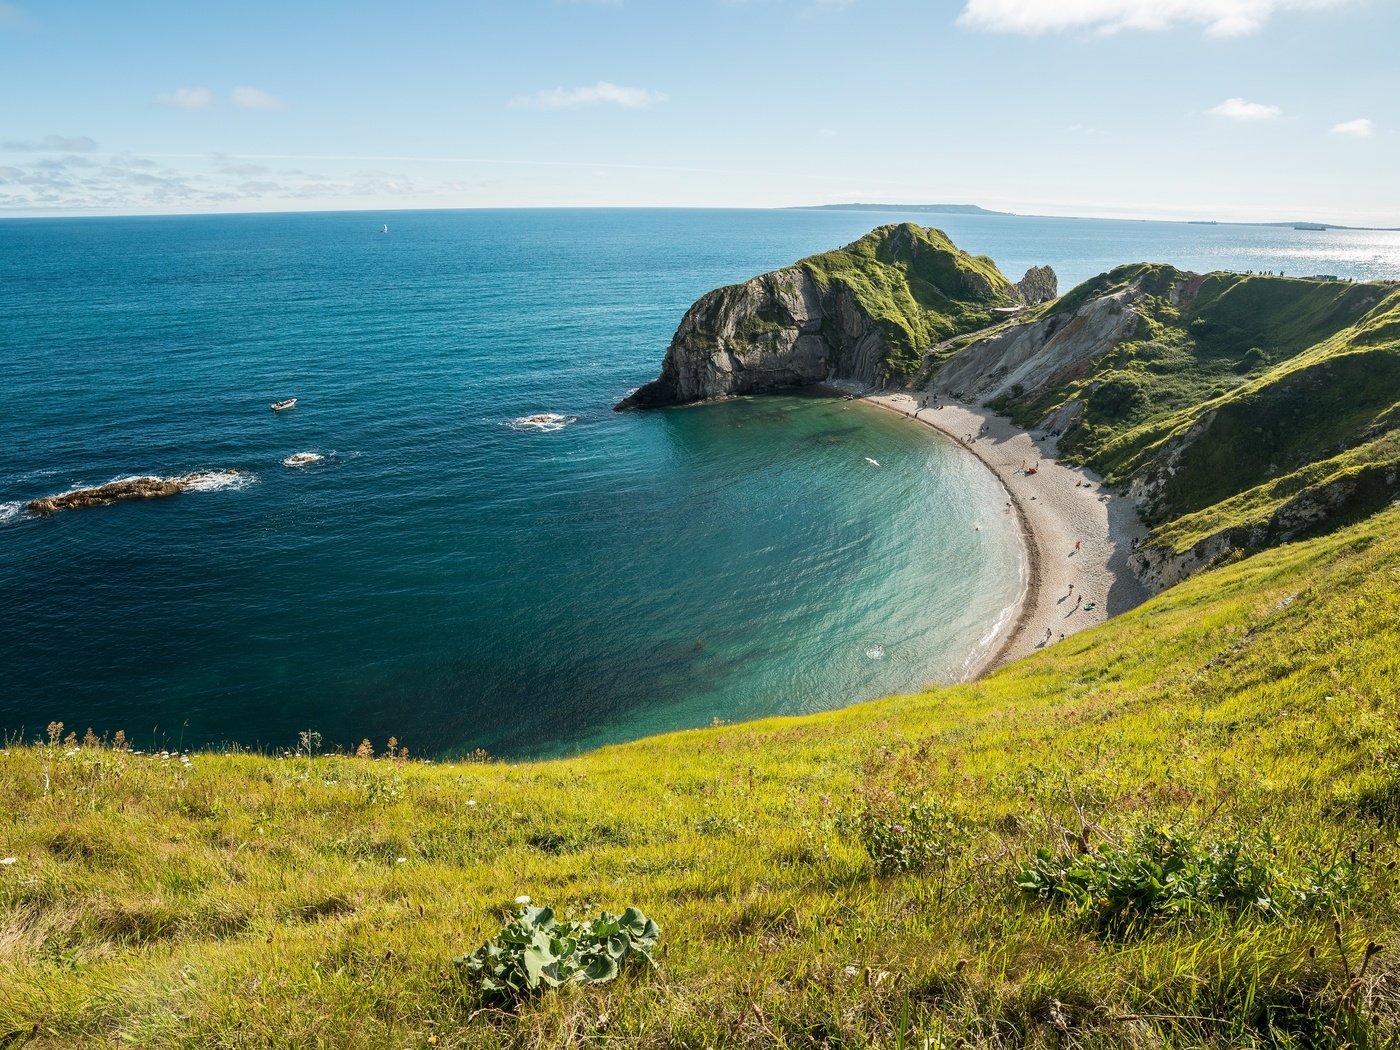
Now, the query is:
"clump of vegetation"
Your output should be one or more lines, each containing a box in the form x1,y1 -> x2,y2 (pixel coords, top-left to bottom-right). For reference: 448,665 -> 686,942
1017,826 -> 1361,933
456,904 -> 659,1000
844,796 -> 971,876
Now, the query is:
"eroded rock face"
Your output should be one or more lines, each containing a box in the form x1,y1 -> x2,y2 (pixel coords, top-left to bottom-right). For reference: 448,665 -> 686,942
616,267 -> 904,408
1131,461 -> 1400,592
1015,265 -> 1058,305
930,284 -> 1141,404
27,472 -> 238,514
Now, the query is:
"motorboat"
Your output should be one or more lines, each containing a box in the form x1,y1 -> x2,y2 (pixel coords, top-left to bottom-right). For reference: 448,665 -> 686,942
271,398 -> 297,412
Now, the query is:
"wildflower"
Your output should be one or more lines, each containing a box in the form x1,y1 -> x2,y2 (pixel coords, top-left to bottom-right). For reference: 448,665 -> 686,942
515,894 -> 531,905
396,857 -> 407,864
466,799 -> 478,807
843,965 -> 860,977
0,857 -> 16,866
891,824 -> 907,835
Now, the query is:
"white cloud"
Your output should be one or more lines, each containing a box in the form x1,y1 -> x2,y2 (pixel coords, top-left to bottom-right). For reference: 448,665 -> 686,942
1209,97 -> 1282,121
232,86 -> 286,110
512,80 -> 666,110
1332,117 -> 1375,138
159,86 -> 213,109
958,0 -> 1353,37
2,134 -> 98,151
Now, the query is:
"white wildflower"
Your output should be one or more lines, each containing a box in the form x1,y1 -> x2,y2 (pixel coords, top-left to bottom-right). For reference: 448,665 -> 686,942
395,857 -> 406,864
515,894 -> 531,905
0,857 -> 17,866
466,799 -> 478,807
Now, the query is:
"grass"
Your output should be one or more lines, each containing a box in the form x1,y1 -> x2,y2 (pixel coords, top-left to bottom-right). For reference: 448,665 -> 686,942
989,266 -> 1400,565
798,224 -> 1019,382
5,500 -> 1400,1047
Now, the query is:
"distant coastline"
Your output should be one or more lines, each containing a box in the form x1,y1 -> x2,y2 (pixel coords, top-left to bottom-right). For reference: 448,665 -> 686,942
789,202 -> 1400,233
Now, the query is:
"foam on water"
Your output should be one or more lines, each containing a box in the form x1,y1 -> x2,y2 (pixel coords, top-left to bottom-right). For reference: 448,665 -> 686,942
183,470 -> 253,492
506,413 -> 577,433
0,501 -> 25,526
865,645 -> 885,660
282,452 -> 326,468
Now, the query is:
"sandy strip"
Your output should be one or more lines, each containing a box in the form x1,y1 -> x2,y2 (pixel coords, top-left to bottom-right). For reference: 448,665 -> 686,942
831,384 -> 1150,674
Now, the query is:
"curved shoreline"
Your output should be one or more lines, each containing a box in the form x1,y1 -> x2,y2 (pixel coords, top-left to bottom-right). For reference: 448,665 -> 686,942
833,383 -> 1150,677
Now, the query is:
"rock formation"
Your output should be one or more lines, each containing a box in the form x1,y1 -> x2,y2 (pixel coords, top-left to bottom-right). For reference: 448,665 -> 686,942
929,281 -> 1141,404
1015,265 -> 1058,305
27,471 -> 239,515
616,225 -> 1020,409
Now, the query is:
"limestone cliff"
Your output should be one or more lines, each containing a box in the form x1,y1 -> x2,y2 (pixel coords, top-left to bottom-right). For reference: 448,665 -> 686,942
616,225 -> 1028,409
1015,265 -> 1058,305
928,280 -> 1142,404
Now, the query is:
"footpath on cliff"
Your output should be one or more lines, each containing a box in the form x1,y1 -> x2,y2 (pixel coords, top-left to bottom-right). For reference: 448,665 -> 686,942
834,384 -> 1150,672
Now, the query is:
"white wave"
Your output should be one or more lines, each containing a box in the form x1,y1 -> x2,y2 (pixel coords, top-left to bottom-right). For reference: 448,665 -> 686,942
864,457 -> 880,467
505,413 -> 577,433
0,501 -> 26,526
865,645 -> 885,660
182,470 -> 253,493
282,452 -> 325,468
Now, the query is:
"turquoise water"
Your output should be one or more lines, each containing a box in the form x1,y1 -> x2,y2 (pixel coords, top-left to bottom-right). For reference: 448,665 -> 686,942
2,209 -> 1397,756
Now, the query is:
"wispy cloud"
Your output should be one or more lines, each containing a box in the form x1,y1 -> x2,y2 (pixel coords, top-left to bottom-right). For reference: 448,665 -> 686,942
2,134 -> 98,152
1331,117 -> 1375,138
232,86 -> 286,110
958,0 -> 1354,38
511,80 -> 666,109
158,86 -> 213,109
0,2 -> 30,27
1209,97 -> 1282,121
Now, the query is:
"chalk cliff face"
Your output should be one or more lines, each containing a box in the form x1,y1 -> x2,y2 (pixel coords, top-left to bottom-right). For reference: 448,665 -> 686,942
616,224 -> 1036,409
930,282 -> 1142,404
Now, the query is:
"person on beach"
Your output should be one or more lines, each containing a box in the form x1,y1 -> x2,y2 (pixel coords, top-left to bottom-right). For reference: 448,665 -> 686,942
1075,540 -> 1081,551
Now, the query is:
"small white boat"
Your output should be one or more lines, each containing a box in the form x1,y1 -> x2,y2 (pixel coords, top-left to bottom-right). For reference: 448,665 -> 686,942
271,398 -> 297,412
382,224 -> 389,234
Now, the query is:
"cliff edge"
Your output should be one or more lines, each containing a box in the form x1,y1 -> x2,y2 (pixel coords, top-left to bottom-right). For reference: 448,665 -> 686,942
616,225 -> 1052,409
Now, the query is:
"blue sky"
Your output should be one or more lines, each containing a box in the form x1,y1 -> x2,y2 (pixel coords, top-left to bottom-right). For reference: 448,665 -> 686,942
1,0 -> 1395,222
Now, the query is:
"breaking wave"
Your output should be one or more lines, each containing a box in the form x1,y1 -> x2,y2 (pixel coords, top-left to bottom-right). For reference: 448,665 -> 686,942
505,413 -> 576,433
282,452 -> 326,468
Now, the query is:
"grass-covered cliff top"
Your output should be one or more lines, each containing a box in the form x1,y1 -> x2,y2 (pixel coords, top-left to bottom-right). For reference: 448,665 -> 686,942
990,265 -> 1400,555
6,497 -> 1400,1047
797,224 -> 1019,380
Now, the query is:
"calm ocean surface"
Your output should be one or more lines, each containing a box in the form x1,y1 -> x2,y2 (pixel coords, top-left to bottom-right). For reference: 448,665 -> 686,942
2,209 -> 1398,757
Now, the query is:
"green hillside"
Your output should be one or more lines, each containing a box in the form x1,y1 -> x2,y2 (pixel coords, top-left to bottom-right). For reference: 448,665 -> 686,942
799,224 -> 1019,381
991,269 -> 1400,562
5,500 -> 1400,1048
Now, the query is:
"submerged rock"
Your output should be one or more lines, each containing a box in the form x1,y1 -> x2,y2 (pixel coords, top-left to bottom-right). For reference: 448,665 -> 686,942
27,471 -> 239,515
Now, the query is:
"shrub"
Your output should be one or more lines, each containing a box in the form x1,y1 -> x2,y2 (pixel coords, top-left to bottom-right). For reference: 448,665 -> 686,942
1016,827 -> 1353,933
457,905 -> 659,1001
848,798 -> 971,876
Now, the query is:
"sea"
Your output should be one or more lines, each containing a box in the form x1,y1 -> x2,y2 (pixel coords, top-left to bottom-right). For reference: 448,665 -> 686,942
2,208 -> 1398,758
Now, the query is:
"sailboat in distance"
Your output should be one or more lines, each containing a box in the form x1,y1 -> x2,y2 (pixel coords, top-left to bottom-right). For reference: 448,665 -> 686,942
382,223 -> 388,234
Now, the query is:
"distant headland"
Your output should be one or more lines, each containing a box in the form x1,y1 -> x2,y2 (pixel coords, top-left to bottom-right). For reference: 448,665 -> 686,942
790,202 -> 1398,232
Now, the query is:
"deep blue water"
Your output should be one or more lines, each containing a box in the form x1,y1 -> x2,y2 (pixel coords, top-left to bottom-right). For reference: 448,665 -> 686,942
2,208 -> 1397,757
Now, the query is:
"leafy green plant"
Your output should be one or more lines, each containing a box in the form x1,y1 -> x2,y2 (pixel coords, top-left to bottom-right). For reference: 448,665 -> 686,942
1017,827 -> 1355,933
456,904 -> 659,1000
847,797 -> 971,876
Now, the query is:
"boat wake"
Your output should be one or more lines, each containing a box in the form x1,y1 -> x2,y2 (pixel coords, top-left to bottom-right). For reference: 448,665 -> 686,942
505,413 -> 577,433
282,452 -> 327,468
865,645 -> 886,660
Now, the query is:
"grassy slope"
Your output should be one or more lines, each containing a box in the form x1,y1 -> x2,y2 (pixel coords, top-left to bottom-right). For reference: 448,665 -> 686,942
6,505 -> 1400,1048
994,272 -> 1400,555
798,224 -> 1018,381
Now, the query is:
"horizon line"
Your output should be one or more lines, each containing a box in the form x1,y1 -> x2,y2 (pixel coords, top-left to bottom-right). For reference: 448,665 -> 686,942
2,202 -> 1398,231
